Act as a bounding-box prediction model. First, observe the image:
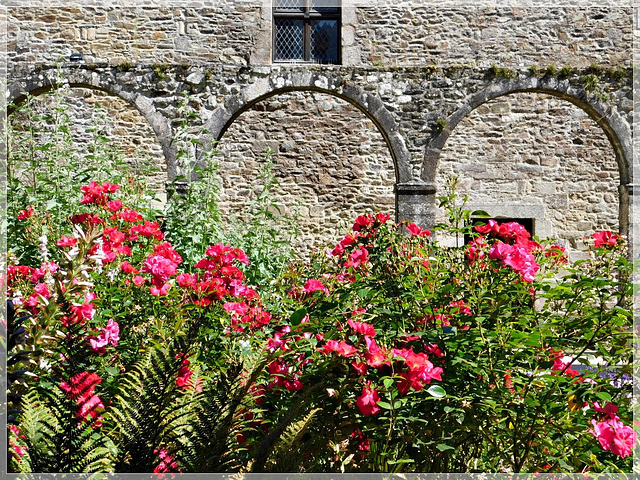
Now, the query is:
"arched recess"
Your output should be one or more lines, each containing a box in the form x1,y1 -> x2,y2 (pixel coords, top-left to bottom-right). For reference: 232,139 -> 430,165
204,84 -> 411,185
424,77 -> 631,242
214,89 -> 396,256
8,69 -> 175,182
8,83 -> 169,203
434,91 -> 622,248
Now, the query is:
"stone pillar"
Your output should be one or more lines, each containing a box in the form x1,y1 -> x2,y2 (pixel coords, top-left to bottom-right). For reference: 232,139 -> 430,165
395,182 -> 437,228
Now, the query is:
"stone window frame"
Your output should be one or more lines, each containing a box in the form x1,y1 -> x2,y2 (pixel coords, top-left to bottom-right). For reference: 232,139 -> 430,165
466,204 -> 550,235
272,0 -> 341,64
464,215 -> 535,246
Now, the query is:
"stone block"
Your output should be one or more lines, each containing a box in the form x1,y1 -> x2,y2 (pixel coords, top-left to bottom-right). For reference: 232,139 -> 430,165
547,193 -> 568,209
342,25 -> 355,46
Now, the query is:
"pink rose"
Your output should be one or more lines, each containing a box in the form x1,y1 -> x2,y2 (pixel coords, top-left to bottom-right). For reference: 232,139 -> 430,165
356,386 -> 381,416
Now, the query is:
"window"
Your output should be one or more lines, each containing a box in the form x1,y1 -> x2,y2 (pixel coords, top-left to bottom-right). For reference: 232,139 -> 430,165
464,217 -> 535,245
273,0 -> 340,64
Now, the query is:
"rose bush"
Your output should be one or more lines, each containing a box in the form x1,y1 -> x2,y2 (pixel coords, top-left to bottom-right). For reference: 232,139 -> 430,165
6,178 -> 634,473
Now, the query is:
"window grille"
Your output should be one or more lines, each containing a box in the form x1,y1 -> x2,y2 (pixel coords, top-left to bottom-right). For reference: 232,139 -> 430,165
273,0 -> 340,64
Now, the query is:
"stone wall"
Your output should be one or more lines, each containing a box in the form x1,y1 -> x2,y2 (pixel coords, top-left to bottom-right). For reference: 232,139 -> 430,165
6,4 -> 634,252
216,90 -> 395,255
436,93 -> 619,248
353,6 -> 632,68
8,6 -> 632,69
7,5 -> 263,66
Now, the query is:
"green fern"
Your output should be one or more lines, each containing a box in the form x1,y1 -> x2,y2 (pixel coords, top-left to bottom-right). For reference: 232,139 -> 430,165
14,387 -> 114,472
264,407 -> 322,471
11,389 -> 59,472
107,348 -> 198,472
249,377 -> 330,473
180,361 -> 267,472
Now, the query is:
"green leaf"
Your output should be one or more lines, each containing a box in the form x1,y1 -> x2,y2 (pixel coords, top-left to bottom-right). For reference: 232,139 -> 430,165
387,458 -> 415,465
427,385 -> 446,398
289,307 -> 307,326
382,377 -> 394,389
357,288 -> 372,299
595,391 -> 612,402
437,443 -> 455,452
377,401 -> 392,410
470,210 -> 491,218
104,366 -> 120,377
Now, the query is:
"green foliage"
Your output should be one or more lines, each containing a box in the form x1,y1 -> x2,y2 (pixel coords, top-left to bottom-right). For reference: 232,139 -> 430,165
558,66 -> 576,77
219,149 -> 299,288
434,117 -> 447,132
154,64 -> 169,79
108,348 -> 199,472
161,95 -> 224,266
580,73 -> 600,92
487,64 -> 516,80
264,407 -> 322,471
585,63 -> 605,76
180,363 -> 257,472
605,67 -> 627,80
13,387 -> 115,472
161,95 -> 297,290
7,78 -> 160,265
116,61 -> 133,72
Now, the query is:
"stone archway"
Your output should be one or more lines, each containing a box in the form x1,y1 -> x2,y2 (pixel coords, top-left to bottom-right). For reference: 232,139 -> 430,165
8,68 -> 176,180
8,84 -> 169,202
204,78 -> 412,186
215,89 -> 396,256
424,77 -> 630,186
435,91 -> 620,249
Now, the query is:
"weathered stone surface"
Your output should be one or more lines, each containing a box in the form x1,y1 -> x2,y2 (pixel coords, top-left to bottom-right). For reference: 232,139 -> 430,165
216,90 -> 395,255
6,5 -> 634,252
436,93 -> 619,248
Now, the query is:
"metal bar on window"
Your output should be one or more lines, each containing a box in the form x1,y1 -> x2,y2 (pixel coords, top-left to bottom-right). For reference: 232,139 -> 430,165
273,0 -> 341,64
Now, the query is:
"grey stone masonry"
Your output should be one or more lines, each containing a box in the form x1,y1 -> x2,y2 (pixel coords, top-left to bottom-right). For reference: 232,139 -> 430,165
6,4 -> 634,253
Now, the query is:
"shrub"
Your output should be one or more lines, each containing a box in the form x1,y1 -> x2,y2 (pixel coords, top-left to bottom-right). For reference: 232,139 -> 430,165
6,181 -> 633,473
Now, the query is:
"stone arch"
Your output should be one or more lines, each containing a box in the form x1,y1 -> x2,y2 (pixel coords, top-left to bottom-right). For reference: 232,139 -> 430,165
7,68 -> 176,180
424,77 -> 632,237
204,82 -> 411,185
424,77 -> 630,185
434,90 -> 623,247
214,89 -> 397,256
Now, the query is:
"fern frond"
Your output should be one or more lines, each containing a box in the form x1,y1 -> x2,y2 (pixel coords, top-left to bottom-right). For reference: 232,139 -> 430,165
107,348 -> 199,472
14,385 -> 114,472
178,368 -> 244,471
250,377 -> 328,473
265,407 -> 322,471
14,388 -> 61,472
69,431 -> 116,473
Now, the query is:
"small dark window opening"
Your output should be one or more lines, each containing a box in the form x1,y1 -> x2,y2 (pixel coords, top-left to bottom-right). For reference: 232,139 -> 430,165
464,217 -> 535,245
273,0 -> 341,64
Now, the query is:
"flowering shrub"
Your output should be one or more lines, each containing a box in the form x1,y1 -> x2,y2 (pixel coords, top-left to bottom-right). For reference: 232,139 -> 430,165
6,181 -> 634,473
